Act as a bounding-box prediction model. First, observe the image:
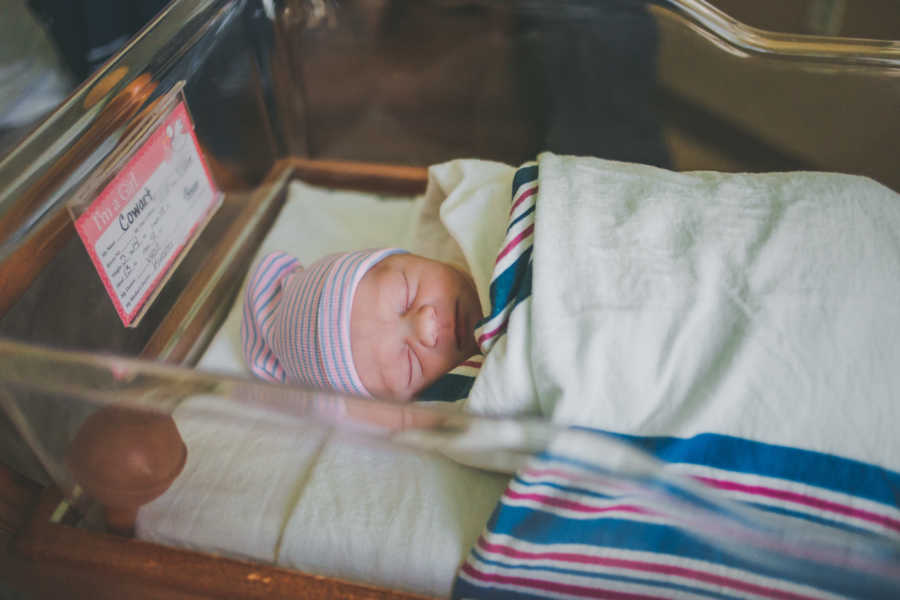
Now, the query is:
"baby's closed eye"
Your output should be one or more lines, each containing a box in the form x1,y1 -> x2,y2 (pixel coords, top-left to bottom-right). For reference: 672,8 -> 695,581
406,346 -> 413,387
400,271 -> 411,313
405,345 -> 422,388
402,270 -> 419,313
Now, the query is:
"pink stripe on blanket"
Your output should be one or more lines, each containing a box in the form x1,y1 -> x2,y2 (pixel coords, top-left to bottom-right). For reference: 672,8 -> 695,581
494,224 -> 534,265
473,541 -> 825,600
519,468 -> 636,494
477,320 -> 508,345
510,184 -> 537,214
503,489 -> 652,516
460,563 -> 661,600
694,476 -> 900,533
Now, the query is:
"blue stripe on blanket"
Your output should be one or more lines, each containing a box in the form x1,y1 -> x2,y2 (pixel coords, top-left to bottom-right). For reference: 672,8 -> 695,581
478,248 -> 534,326
601,431 -> 900,508
415,356 -> 482,403
418,373 -> 476,402
512,164 -> 539,192
506,204 -> 535,232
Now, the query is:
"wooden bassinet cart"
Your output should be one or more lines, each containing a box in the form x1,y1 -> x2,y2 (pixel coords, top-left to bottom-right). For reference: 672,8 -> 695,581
1,1 -> 897,598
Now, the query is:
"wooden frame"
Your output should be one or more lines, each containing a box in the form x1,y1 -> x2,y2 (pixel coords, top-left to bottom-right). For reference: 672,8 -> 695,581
1,158 -> 437,600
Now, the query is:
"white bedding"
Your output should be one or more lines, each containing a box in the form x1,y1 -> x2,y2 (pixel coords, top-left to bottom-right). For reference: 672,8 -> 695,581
528,155 -> 900,466
440,155 -> 900,600
137,180 -> 509,598
431,153 -> 900,473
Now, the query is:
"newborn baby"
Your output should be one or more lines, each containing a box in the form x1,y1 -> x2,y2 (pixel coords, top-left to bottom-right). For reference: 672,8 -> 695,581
241,249 -> 483,400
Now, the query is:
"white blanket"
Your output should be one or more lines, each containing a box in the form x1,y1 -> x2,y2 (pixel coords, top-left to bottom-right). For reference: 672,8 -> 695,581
428,153 -> 900,471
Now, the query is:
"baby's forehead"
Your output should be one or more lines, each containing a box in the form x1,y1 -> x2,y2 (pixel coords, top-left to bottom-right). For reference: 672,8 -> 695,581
362,253 -> 454,289
366,257 -> 404,282
367,253 -> 410,278
354,259 -> 405,305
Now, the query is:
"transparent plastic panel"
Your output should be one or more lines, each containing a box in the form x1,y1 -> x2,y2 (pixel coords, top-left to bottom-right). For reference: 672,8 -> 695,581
1,338 -> 898,598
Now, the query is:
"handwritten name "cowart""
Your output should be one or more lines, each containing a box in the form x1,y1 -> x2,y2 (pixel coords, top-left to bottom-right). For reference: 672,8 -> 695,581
119,188 -> 152,231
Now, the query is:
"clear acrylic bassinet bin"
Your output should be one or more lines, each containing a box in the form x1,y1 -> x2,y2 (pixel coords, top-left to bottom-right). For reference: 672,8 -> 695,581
0,1 -> 898,599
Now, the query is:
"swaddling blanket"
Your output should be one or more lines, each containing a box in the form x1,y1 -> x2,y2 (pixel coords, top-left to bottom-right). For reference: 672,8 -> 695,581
435,153 -> 900,598
459,153 -> 900,470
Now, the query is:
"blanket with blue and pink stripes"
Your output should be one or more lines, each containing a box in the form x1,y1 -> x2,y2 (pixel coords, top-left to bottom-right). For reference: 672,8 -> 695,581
474,161 -> 537,356
449,154 -> 900,598
453,431 -> 900,599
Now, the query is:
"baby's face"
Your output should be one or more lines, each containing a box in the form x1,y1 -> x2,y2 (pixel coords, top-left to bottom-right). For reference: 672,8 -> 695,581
350,254 -> 482,400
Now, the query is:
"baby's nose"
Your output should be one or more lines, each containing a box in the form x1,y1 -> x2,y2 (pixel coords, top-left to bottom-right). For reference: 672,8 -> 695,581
414,305 -> 438,348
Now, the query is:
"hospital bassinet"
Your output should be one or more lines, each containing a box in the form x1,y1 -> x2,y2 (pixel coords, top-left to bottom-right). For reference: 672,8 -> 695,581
1,1 -> 898,598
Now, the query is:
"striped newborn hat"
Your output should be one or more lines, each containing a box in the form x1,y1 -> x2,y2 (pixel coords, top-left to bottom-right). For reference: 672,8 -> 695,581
240,248 -> 405,396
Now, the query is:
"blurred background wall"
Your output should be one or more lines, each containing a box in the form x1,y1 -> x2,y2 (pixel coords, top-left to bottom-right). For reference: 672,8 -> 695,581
0,0 -> 167,155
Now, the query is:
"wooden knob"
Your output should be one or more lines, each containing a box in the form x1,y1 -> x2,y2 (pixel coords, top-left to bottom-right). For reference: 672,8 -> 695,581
67,406 -> 186,536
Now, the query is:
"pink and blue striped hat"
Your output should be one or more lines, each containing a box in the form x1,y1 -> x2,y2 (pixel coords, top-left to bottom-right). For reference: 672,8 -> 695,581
240,248 -> 405,396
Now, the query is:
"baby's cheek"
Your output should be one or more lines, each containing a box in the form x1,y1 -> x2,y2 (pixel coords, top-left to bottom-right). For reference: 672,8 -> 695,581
423,354 -> 452,388
382,360 -> 409,396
